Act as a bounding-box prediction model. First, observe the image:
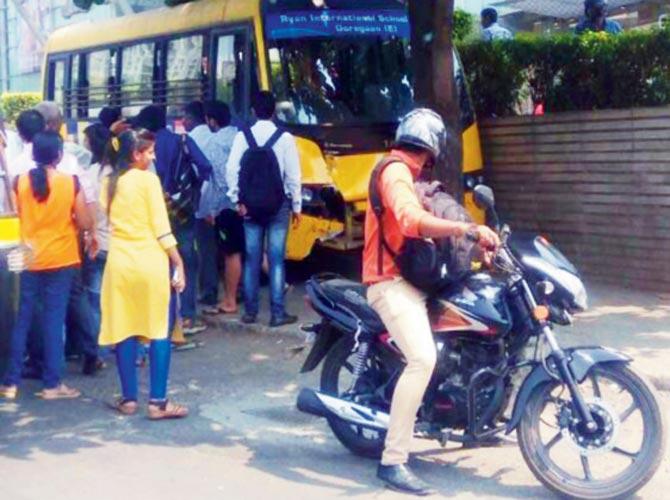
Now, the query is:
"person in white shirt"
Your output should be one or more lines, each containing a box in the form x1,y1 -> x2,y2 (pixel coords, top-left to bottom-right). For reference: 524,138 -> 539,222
226,91 -> 301,327
34,101 -> 100,375
481,8 -> 513,42
202,100 -> 242,315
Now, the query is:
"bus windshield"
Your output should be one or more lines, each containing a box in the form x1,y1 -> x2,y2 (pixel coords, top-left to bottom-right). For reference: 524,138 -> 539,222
265,6 -> 413,126
269,37 -> 412,126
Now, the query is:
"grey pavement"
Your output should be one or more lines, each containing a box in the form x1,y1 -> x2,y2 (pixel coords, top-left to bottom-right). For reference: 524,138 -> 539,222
0,278 -> 669,500
1,320 -> 668,500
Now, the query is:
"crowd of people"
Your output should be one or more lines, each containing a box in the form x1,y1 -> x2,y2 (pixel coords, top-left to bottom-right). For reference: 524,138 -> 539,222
0,90 -> 302,418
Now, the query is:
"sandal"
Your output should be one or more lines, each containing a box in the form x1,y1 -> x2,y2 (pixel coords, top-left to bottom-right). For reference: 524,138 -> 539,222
37,384 -> 81,400
108,398 -> 138,416
147,400 -> 189,420
0,385 -> 18,400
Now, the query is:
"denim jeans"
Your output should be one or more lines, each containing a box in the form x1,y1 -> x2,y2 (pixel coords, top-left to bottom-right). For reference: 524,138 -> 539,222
195,218 -> 219,306
243,201 -> 291,318
65,267 -> 98,359
3,267 -> 76,389
83,251 -> 108,357
174,217 -> 197,320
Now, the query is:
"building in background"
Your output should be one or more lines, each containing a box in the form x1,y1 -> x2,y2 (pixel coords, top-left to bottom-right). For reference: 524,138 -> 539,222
0,0 -> 163,92
491,0 -> 669,34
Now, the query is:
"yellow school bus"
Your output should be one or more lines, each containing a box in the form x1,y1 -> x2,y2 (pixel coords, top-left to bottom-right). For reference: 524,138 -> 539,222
42,0 -> 485,260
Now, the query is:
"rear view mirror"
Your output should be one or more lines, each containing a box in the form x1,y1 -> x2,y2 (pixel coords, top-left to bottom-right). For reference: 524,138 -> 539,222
473,185 -> 495,211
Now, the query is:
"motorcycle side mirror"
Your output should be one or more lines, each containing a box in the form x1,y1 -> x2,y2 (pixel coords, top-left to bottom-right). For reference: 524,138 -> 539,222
473,185 -> 501,232
473,185 -> 495,211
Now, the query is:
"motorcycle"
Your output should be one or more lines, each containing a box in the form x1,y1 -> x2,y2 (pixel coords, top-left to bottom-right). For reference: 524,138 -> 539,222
296,185 -> 666,499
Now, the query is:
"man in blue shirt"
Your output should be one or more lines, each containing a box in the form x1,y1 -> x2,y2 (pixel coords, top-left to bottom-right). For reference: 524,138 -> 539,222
133,105 -> 212,335
481,8 -> 513,41
575,0 -> 623,35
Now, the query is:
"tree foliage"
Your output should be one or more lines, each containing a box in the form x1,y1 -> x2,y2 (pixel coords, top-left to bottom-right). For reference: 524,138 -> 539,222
0,93 -> 42,124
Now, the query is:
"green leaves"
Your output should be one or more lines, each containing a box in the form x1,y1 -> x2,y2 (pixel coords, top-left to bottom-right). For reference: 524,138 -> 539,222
459,28 -> 670,116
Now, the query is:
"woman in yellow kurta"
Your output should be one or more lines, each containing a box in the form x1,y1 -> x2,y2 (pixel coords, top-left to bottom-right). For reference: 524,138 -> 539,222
100,129 -> 188,419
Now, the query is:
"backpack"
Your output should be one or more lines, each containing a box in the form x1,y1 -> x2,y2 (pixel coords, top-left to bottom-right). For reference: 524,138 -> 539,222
167,134 -> 201,225
369,156 -> 453,294
238,127 -> 286,223
415,181 -> 477,281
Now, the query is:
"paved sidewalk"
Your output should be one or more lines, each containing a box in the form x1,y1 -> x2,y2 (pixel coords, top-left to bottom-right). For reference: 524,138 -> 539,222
208,281 -> 670,391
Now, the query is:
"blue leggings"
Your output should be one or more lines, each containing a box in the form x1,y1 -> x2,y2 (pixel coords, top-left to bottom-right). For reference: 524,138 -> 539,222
114,292 -> 176,401
115,337 -> 171,401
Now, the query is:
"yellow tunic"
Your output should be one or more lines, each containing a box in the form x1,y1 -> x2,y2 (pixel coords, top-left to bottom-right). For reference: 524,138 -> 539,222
99,169 -> 177,346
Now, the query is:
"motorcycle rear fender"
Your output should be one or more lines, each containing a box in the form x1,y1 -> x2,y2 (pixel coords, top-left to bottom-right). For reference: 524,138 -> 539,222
506,346 -> 631,433
299,325 -> 341,373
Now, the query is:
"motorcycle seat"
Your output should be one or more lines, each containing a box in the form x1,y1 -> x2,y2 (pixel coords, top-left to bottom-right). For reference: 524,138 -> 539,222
318,279 -> 386,334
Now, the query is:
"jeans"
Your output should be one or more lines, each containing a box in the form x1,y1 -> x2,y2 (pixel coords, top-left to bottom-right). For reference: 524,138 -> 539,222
243,201 -> 290,318
65,268 -> 98,359
195,218 -> 219,305
3,267 -> 76,389
174,218 -> 197,320
83,251 -> 107,343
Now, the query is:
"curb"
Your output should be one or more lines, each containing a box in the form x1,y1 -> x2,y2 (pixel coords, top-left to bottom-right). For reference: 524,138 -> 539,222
205,317 -> 670,393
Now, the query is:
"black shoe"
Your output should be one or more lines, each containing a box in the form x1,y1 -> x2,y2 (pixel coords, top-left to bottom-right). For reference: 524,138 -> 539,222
377,464 -> 435,496
241,314 -> 257,324
269,314 -> 298,328
82,355 -> 98,376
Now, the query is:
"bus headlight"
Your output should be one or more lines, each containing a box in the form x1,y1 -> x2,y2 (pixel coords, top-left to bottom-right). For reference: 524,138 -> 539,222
302,187 -> 315,204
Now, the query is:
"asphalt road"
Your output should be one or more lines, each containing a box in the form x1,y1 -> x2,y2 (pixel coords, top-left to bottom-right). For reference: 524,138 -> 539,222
1,324 -> 668,500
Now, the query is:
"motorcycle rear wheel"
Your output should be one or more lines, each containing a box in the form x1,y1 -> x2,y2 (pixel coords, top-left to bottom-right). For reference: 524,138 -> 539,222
517,363 -> 665,500
320,336 -> 388,459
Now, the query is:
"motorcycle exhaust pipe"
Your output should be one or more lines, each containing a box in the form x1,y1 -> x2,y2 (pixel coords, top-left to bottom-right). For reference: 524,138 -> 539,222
297,388 -> 390,431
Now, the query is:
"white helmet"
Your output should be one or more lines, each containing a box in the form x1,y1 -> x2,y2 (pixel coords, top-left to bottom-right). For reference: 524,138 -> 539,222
395,108 -> 447,160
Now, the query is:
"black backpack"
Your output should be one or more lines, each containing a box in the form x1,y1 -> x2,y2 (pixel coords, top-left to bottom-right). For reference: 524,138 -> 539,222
369,155 -> 452,294
167,134 -> 202,225
238,127 -> 286,223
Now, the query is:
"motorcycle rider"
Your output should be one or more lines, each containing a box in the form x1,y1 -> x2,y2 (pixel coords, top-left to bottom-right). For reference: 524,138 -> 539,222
364,108 -> 499,495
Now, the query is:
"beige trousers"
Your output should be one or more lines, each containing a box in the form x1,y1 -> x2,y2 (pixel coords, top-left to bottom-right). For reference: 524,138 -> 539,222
368,278 -> 436,466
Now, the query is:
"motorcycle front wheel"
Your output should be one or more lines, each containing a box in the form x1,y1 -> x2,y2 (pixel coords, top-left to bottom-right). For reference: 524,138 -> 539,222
320,336 -> 390,459
517,363 -> 665,499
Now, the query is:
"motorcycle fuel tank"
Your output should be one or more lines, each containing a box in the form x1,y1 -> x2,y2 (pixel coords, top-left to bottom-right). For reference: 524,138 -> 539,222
429,273 -> 512,337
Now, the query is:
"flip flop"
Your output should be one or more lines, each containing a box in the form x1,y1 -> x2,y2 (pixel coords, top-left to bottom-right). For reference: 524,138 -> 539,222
37,384 -> 81,400
107,398 -> 138,416
147,400 -> 189,420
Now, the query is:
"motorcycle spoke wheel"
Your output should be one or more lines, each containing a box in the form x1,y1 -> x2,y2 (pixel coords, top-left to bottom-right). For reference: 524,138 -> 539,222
518,364 -> 666,499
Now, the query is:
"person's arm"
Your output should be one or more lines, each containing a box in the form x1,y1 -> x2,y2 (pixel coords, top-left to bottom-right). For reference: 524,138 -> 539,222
226,132 -> 245,208
283,133 -> 302,215
184,135 -> 212,182
73,179 -> 94,231
146,172 -> 185,291
380,163 -> 499,247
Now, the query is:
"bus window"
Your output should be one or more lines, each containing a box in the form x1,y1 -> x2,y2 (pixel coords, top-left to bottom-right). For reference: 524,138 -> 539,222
121,42 -> 155,116
166,35 -> 205,115
86,49 -> 118,118
214,33 -> 248,116
48,59 -> 67,114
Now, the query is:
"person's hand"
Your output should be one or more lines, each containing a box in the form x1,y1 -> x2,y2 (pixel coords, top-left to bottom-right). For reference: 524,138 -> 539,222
237,204 -> 247,217
292,212 -> 302,229
205,215 -> 216,226
476,225 -> 501,251
171,263 -> 186,293
85,232 -> 100,259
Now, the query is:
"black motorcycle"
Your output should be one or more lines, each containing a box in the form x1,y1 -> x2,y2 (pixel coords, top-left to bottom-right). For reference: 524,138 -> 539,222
296,185 -> 666,499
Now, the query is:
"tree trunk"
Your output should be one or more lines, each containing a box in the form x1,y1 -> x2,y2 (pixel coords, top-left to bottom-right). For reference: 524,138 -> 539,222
409,0 -> 463,201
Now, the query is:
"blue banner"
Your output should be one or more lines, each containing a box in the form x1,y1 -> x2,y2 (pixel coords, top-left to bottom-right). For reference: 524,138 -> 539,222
265,10 -> 410,39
